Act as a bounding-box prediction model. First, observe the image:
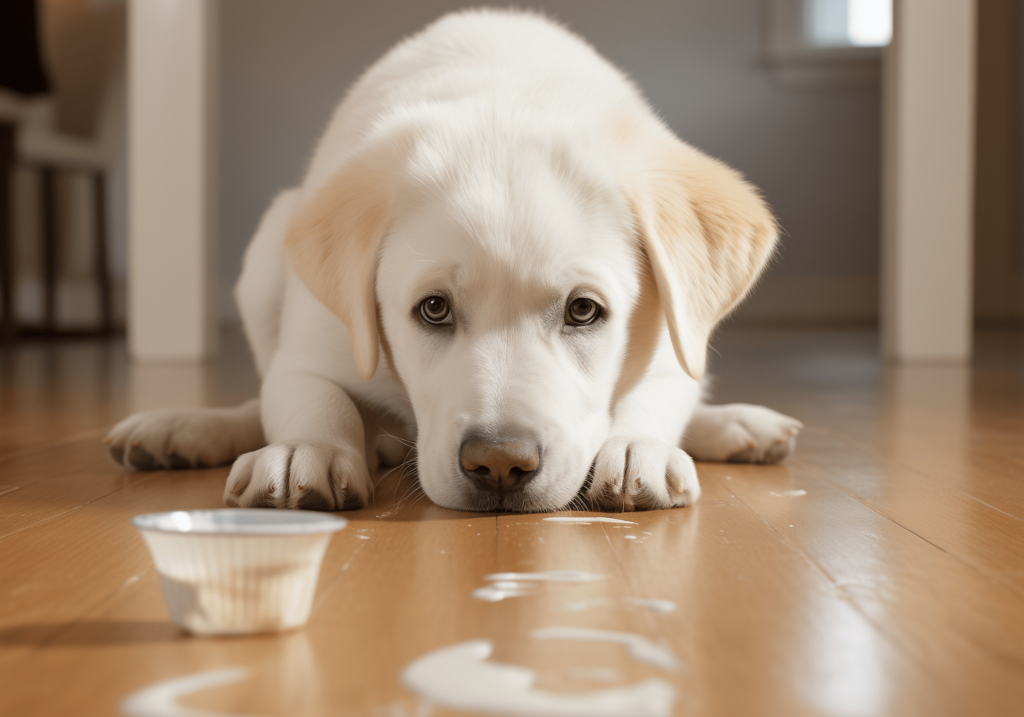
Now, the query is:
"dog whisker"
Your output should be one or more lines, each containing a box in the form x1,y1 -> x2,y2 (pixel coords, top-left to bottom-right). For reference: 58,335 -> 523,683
379,427 -> 418,449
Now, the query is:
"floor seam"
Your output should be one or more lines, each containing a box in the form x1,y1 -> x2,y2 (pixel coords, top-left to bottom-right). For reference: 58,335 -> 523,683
0,472 -> 162,543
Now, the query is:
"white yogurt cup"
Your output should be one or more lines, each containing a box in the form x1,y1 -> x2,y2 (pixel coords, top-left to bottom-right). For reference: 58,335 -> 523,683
132,509 -> 347,635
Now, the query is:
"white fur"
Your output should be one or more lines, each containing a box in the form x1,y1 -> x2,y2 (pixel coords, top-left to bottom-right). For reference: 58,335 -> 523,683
105,10 -> 802,512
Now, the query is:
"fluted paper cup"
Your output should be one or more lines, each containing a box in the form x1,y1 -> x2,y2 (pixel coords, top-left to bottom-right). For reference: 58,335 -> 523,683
132,510 -> 347,635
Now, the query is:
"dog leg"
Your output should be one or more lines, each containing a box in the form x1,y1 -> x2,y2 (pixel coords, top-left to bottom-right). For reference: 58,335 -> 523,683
586,434 -> 700,511
223,367 -> 371,511
682,403 -> 803,464
104,399 -> 265,470
585,360 -> 703,511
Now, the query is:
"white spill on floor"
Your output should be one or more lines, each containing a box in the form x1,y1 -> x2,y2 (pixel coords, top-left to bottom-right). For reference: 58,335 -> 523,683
533,627 -> 679,672
486,571 -> 607,583
769,489 -> 807,497
559,597 -> 677,614
473,581 -> 536,602
401,640 -> 675,717
121,667 -> 254,717
472,570 -> 606,602
542,517 -> 638,525
623,597 -> 677,614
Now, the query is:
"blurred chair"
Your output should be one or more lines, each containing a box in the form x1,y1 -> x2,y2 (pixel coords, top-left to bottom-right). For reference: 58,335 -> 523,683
0,0 -> 113,340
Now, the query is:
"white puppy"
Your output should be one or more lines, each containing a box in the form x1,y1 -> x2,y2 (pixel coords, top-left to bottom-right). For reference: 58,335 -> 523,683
106,10 -> 802,513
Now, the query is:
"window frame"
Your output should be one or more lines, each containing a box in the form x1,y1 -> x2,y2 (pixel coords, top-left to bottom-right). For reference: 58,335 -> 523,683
763,0 -> 885,88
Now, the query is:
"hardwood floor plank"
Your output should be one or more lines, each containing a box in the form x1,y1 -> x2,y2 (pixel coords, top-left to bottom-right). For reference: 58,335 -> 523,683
709,331 -> 1024,522
0,340 -> 130,461
561,475 -> 951,717
602,477 -> 952,717
2,328 -> 1022,716
1,469 -> 954,717
797,429 -> 1024,595
0,331 -> 259,461
0,459 -> 234,661
0,436 -> 154,539
704,460 -> 1024,715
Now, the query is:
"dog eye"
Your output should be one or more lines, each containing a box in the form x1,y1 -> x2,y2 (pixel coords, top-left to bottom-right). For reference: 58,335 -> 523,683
419,296 -> 452,325
566,297 -> 600,326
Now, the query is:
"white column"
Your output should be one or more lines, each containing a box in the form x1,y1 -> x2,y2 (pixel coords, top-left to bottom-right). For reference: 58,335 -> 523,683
881,0 -> 976,362
127,0 -> 218,361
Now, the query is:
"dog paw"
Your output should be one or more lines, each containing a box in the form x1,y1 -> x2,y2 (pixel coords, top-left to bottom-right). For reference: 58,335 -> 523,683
223,442 -> 370,511
684,404 -> 803,464
104,407 -> 262,471
584,435 -> 700,511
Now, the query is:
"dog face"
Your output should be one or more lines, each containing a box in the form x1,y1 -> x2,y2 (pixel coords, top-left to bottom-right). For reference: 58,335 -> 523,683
375,129 -> 643,511
286,110 -> 777,512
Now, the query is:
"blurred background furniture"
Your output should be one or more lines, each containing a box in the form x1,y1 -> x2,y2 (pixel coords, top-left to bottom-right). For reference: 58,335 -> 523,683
0,120 -> 14,340
0,0 -> 51,340
0,0 -> 115,341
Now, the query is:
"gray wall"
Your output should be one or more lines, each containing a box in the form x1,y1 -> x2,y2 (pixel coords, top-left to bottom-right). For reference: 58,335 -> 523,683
219,0 -> 883,320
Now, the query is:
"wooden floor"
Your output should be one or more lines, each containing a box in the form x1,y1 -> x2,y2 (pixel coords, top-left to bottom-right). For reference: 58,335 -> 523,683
1,327 -> 1022,717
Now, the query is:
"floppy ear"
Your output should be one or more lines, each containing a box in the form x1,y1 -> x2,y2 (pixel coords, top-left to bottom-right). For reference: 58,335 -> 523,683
614,120 -> 779,380
285,139 -> 410,380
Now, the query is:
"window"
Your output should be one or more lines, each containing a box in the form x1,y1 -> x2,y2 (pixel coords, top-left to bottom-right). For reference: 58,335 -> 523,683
764,0 -> 892,87
806,0 -> 892,48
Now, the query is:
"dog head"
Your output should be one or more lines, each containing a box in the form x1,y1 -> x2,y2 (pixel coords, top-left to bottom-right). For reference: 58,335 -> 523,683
286,107 -> 777,511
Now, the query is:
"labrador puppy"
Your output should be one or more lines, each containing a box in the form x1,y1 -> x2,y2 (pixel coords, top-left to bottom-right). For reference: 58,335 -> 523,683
105,9 -> 802,513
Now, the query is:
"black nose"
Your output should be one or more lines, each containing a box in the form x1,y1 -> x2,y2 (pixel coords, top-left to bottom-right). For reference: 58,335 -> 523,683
460,435 -> 541,493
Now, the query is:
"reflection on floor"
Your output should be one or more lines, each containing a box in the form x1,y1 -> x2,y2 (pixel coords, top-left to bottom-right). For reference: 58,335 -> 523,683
1,327 -> 1022,716
0,328 -> 260,461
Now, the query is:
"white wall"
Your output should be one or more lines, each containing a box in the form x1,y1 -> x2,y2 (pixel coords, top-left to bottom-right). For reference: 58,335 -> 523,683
217,0 -> 884,323
881,0 -> 976,362
127,0 -> 218,360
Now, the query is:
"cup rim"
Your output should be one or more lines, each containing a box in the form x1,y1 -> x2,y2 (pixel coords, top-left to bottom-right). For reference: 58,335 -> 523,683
131,509 -> 348,536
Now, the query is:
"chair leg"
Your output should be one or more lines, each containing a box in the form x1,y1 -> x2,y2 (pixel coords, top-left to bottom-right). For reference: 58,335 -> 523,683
0,123 -> 14,341
92,172 -> 112,334
40,165 -> 58,334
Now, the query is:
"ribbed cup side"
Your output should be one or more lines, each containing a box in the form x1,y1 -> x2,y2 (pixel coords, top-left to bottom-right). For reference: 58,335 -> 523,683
139,532 -> 332,635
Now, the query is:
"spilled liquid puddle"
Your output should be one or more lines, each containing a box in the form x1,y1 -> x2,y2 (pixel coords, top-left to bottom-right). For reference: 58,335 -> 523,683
473,580 -> 536,602
472,571 -> 676,617
401,638 -> 676,717
432,509 -> 677,714
622,598 -> 676,614
472,570 -> 607,602
125,520 -> 676,716
121,667 -> 255,717
542,517 -> 638,525
557,597 -> 677,615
